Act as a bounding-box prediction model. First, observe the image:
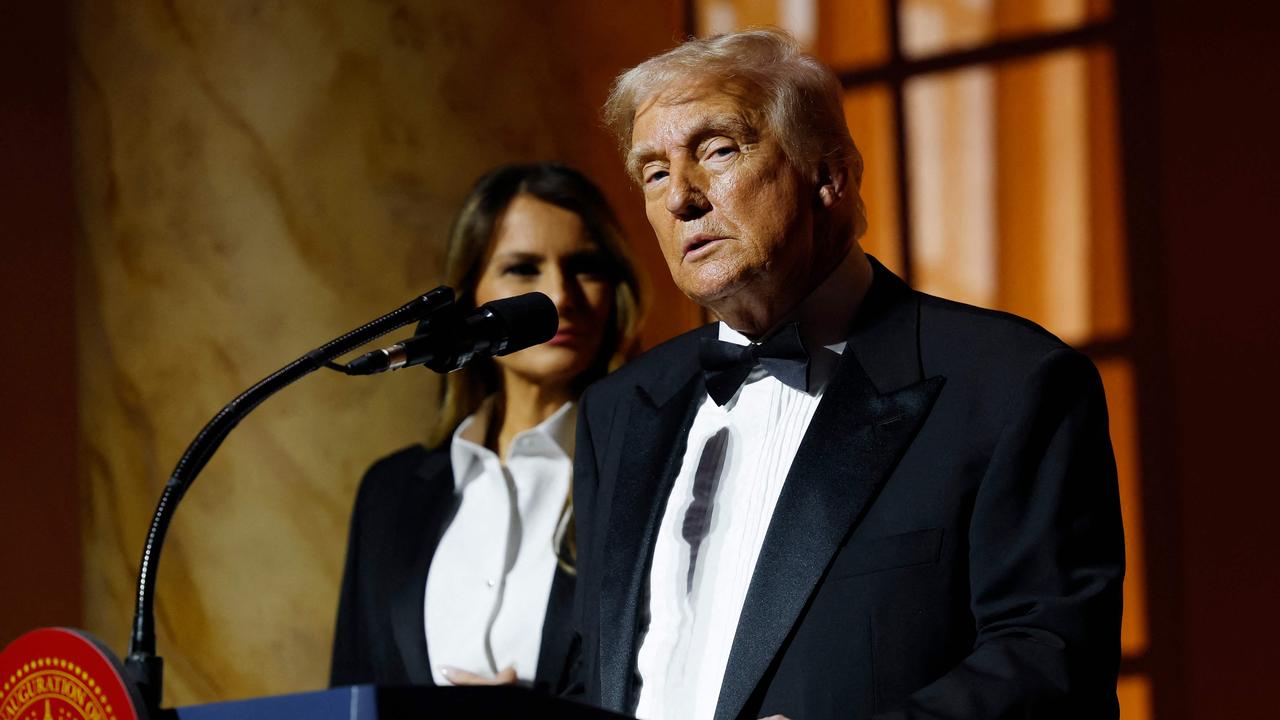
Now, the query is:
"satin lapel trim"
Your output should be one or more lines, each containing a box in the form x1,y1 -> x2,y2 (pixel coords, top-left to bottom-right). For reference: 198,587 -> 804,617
713,355 -> 945,720
389,452 -> 457,686
598,375 -> 704,712
534,565 -> 576,690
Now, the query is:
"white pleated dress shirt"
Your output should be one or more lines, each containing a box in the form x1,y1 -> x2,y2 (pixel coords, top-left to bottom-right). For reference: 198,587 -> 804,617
634,323 -> 846,720
424,398 -> 574,685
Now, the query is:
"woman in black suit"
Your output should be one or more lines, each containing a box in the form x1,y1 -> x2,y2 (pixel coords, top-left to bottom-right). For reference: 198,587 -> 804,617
330,163 -> 643,693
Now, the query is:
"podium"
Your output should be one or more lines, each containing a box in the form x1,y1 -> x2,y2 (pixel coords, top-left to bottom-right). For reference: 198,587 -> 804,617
176,685 -> 630,720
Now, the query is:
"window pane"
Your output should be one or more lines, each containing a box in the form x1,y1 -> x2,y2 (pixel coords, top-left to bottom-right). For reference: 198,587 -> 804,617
994,47 -> 1128,343
818,0 -> 889,69
1117,674 -> 1154,720
844,85 -> 902,274
904,65 -> 999,308
900,0 -> 1111,59
1082,47 -> 1128,339
905,48 -> 1128,345
695,0 -> 820,48
1097,358 -> 1149,657
694,0 -> 890,67
995,48 -> 1090,341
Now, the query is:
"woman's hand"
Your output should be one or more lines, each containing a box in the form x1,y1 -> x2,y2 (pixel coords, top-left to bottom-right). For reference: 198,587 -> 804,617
440,665 -> 518,686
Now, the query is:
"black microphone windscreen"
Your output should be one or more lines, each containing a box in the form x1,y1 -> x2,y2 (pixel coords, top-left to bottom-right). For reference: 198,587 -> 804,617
481,292 -> 559,355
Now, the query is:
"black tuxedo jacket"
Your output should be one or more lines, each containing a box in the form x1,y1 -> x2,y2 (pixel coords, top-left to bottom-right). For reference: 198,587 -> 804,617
569,260 -> 1124,719
330,443 -> 576,693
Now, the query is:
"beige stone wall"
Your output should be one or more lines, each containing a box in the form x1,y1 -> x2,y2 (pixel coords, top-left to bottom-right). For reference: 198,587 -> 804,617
71,1 -> 688,706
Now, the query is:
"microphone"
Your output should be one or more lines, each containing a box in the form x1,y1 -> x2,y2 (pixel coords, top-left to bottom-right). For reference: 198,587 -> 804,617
345,291 -> 558,375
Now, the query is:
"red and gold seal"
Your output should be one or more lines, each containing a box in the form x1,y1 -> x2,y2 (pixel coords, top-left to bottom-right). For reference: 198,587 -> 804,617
0,629 -> 142,720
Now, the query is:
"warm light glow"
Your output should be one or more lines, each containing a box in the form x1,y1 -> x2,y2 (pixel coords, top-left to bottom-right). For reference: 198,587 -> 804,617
818,0 -> 889,69
902,0 -> 995,58
900,0 -> 1109,58
995,49 -> 1092,343
1117,674 -> 1154,720
906,47 -> 1127,346
1098,358 -> 1149,656
905,66 -> 999,308
780,0 -> 818,47
1036,51 -> 1091,340
696,0 -> 818,47
1084,47 -> 1130,338
843,85 -> 902,273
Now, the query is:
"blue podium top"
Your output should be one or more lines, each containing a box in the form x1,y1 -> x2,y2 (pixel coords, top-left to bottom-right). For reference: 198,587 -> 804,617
175,684 -> 628,719
177,685 -> 375,720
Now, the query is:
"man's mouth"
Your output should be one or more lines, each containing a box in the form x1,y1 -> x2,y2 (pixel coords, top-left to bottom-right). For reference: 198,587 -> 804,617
682,234 -> 727,260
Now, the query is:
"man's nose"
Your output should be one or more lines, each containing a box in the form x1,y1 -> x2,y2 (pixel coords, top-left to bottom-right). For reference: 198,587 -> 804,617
665,162 -> 711,220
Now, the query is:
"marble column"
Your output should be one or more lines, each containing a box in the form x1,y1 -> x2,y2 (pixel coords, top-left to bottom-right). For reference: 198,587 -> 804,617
71,0 -> 686,705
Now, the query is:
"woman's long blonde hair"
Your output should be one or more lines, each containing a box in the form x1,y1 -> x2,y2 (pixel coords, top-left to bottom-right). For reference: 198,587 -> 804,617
427,163 -> 644,570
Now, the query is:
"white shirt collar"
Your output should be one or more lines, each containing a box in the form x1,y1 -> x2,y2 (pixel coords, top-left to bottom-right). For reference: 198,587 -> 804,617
717,247 -> 869,355
449,396 -> 576,492
717,321 -> 847,355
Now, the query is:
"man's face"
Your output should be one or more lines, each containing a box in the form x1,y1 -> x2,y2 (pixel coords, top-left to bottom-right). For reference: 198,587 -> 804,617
629,82 -> 821,327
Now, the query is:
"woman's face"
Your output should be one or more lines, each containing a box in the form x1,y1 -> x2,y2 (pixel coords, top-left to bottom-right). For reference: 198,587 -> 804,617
473,194 -> 617,391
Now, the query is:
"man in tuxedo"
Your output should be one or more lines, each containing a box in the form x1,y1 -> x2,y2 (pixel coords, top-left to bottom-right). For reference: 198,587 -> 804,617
568,29 -> 1124,720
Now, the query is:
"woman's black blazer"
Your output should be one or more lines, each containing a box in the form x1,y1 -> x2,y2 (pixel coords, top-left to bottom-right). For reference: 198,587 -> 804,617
330,442 -> 576,692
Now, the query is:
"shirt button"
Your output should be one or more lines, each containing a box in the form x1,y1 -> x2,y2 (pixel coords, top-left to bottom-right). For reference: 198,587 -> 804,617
486,578 -> 496,588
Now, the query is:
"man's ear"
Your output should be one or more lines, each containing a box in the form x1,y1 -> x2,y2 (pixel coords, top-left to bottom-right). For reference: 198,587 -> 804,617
815,160 -> 849,210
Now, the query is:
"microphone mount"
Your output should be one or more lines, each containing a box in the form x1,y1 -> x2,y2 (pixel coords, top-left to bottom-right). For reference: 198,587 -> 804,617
340,291 -> 558,376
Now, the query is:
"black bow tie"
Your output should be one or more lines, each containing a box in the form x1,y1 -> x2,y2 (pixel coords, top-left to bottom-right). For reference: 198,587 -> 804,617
699,323 -> 811,406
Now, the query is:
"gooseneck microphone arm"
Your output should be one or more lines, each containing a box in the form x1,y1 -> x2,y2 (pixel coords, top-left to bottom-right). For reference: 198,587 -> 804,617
123,285 -> 455,713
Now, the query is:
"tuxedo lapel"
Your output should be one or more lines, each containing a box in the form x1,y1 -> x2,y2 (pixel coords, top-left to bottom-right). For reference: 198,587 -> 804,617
714,260 -> 946,720
535,564 -> 576,691
389,450 -> 457,685
597,329 -> 712,711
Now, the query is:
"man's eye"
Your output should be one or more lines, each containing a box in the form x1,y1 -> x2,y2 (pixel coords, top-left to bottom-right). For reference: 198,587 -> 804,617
502,262 -> 539,277
706,144 -> 737,160
644,169 -> 668,185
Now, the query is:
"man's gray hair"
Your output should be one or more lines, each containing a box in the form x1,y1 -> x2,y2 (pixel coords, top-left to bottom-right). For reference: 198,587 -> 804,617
604,28 -> 867,239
